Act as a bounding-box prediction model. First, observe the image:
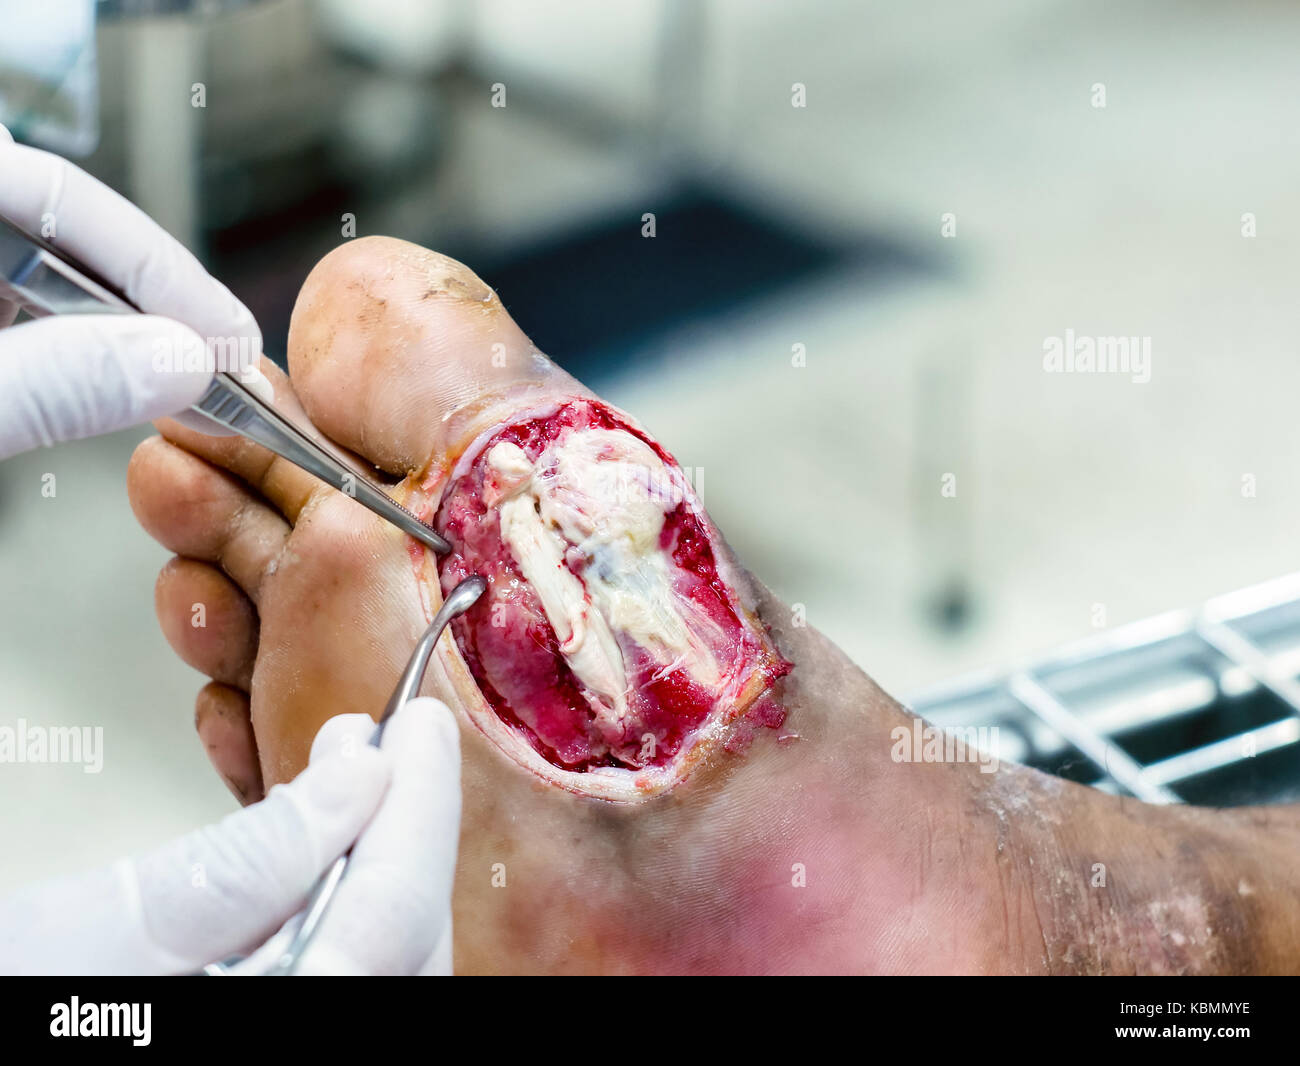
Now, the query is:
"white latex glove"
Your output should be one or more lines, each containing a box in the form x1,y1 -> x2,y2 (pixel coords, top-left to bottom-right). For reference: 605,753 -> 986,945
0,699 -> 462,976
0,123 -> 269,461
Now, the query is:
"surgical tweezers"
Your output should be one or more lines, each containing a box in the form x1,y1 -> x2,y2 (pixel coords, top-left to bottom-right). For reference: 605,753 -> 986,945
259,573 -> 487,977
0,212 -> 450,554
196,574 -> 486,976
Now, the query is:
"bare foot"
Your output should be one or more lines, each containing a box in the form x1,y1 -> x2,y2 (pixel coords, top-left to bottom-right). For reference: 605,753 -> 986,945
127,237 -> 1300,974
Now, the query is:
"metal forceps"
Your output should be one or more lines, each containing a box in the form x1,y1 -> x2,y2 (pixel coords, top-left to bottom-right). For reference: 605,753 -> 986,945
0,211 -> 486,973
0,212 -> 449,554
255,574 -> 486,977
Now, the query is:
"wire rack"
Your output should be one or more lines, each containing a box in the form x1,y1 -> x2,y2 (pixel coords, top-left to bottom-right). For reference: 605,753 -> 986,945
906,572 -> 1300,806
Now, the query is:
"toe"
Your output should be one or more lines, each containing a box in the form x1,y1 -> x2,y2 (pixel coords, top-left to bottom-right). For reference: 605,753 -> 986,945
156,358 -> 331,525
287,236 -> 586,476
128,435 -> 290,607
155,557 -> 258,689
196,681 -> 264,805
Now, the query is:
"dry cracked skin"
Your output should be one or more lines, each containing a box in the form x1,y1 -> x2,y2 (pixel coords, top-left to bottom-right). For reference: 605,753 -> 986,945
128,237 -> 1300,974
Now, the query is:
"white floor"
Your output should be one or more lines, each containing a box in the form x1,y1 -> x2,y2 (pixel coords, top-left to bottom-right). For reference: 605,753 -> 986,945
5,0 -> 1300,893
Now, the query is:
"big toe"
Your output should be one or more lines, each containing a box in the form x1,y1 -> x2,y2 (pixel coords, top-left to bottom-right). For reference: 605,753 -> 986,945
287,236 -> 586,477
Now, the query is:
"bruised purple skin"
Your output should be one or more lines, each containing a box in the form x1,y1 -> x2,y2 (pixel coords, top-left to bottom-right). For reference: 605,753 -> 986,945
434,398 -> 790,772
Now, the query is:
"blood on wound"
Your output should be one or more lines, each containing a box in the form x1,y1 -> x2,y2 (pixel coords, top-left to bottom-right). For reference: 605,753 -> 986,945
435,399 -> 788,773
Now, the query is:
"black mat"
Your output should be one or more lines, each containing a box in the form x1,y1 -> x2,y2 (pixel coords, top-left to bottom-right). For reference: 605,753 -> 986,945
446,182 -> 938,385
212,180 -> 940,380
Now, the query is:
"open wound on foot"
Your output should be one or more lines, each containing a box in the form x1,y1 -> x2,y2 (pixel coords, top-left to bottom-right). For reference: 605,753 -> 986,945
434,398 -> 790,797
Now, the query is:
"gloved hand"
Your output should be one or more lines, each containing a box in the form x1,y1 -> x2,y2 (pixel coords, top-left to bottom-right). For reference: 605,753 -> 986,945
0,123 -> 268,462
0,699 -> 462,976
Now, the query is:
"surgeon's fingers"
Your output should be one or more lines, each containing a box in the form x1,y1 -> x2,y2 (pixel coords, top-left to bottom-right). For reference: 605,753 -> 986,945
0,131 -> 20,401
0,134 -> 267,438
0,715 -> 391,975
0,314 -> 213,460
0,130 -> 14,328
298,698 -> 462,975
0,137 -> 260,360
196,682 -> 264,807
134,713 -> 390,973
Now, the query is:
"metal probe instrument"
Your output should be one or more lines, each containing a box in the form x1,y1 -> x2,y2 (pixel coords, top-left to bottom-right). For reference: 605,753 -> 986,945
262,575 -> 486,976
198,574 -> 488,977
0,212 -> 450,554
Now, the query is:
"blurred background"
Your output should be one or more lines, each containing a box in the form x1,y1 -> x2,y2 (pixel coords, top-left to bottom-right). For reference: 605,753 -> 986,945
4,0 -> 1300,889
